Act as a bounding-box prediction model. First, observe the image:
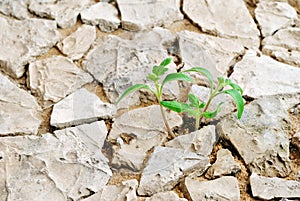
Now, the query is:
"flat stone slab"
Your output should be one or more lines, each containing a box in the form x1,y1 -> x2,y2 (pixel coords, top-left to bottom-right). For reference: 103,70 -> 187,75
29,56 -> 93,106
108,105 -> 182,171
138,146 -> 210,196
83,28 -> 179,108
146,191 -> 187,201
178,30 -> 244,78
0,17 -> 60,78
51,88 -> 116,128
206,149 -> 241,179
255,1 -> 297,37
57,25 -> 96,60
82,179 -> 138,201
80,2 -> 120,32
230,50 -> 300,98
250,173 -> 300,200
262,27 -> 300,67
184,176 -> 240,201
183,0 -> 260,48
0,73 -> 41,135
28,0 -> 93,28
0,124 -> 111,200
166,125 -> 216,157
117,0 -> 183,31
217,93 -> 300,177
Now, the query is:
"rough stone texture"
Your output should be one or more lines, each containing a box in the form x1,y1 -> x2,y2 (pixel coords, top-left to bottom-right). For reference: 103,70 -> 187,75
28,0 -> 93,28
80,2 -> 120,32
146,191 -> 187,201
255,1 -> 297,37
206,149 -> 241,179
117,0 -> 183,31
29,56 -> 93,105
138,146 -> 210,196
217,94 -> 300,177
230,50 -> 300,98
83,28 -> 179,108
183,0 -> 260,48
82,179 -> 138,201
262,27 -> 300,67
292,132 -> 300,151
0,0 -> 31,19
166,125 -> 216,157
51,88 -> 116,128
0,73 -> 41,135
108,105 -> 182,171
250,173 -> 300,200
190,85 -> 239,119
0,127 -> 111,200
0,17 -> 60,78
178,30 -> 244,79
184,176 -> 240,201
57,25 -> 96,60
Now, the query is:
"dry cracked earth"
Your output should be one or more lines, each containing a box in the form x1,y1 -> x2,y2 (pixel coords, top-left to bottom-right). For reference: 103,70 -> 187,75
0,0 -> 300,200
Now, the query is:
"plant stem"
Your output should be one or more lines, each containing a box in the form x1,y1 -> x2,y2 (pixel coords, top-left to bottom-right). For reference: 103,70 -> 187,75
159,103 -> 176,138
198,96 -> 213,129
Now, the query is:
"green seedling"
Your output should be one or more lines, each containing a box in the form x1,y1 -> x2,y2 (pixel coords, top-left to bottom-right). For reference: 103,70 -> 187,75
116,58 -> 194,138
161,67 -> 244,131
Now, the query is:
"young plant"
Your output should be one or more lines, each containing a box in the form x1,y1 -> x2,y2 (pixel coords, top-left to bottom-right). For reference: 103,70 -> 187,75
161,67 -> 244,131
116,58 -> 193,138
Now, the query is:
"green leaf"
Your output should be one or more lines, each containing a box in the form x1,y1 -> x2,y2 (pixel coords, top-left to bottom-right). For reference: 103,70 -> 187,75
152,66 -> 168,77
188,94 -> 199,107
199,102 -> 206,108
116,84 -> 151,104
160,58 -> 172,67
202,102 -> 223,118
147,73 -> 159,82
223,89 -> 244,119
225,79 -> 243,94
183,67 -> 214,87
162,73 -> 194,87
160,101 -> 189,113
218,77 -> 225,86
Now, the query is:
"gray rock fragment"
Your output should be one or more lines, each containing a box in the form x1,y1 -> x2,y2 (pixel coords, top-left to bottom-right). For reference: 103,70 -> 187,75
183,0 -> 260,48
292,132 -> 300,151
184,176 -> 240,201
0,128 -> 111,201
230,50 -> 300,98
217,94 -> 300,177
0,17 -> 60,78
262,27 -> 300,67
109,105 -> 182,171
28,0 -> 93,28
166,125 -> 216,157
146,191 -> 187,201
250,173 -> 300,200
206,149 -> 241,179
255,1 -> 297,37
117,0 -> 183,31
51,88 -> 116,128
0,73 -> 41,135
57,25 -> 96,60
80,2 -> 120,32
138,146 -> 210,196
83,28 -> 179,108
178,31 -> 244,78
29,56 -> 93,105
0,0 -> 31,19
83,179 -> 138,201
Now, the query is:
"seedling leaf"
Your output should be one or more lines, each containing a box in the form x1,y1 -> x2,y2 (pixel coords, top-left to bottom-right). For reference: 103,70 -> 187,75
116,84 -> 151,104
223,89 -> 244,119
225,79 -> 243,94
202,102 -> 223,118
162,73 -> 194,87
153,66 -> 168,76
188,94 -> 200,107
183,67 -> 214,87
147,73 -> 159,82
160,101 -> 189,112
160,58 -> 172,67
